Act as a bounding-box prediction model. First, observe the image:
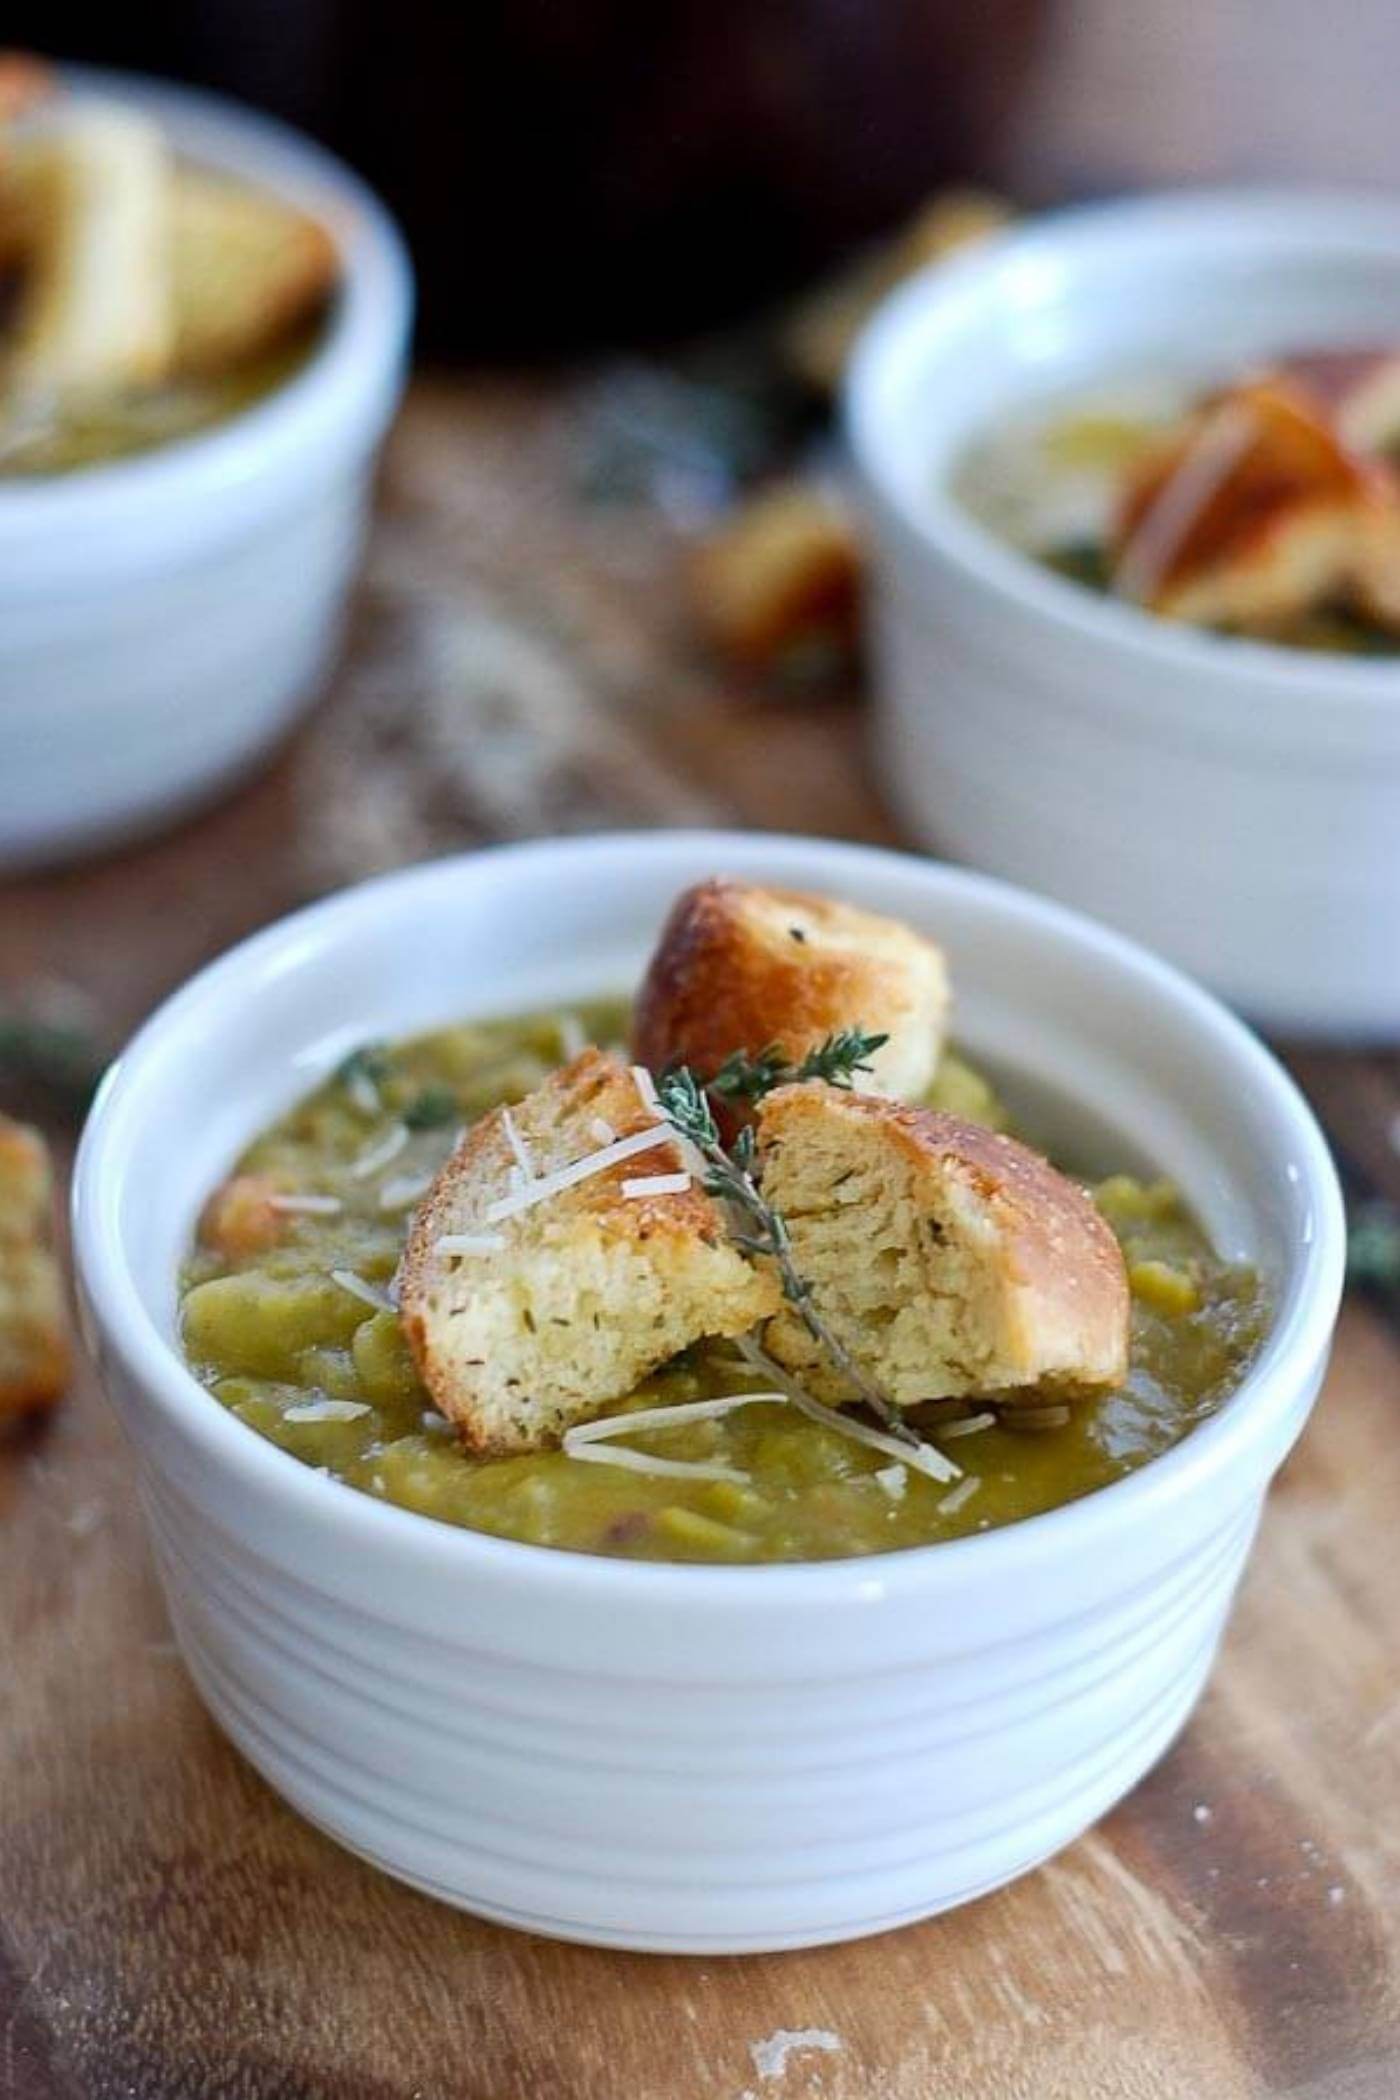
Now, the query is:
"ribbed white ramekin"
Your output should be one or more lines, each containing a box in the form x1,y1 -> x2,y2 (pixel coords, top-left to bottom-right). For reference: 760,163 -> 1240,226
73,833 -> 1344,1951
846,190 -> 1400,1039
0,68 -> 411,869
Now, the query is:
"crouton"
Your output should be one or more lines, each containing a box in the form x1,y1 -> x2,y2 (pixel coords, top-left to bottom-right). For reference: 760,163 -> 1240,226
1284,348 -> 1400,458
197,1172 -> 290,1264
690,481 -> 863,668
0,1115 -> 71,1421
167,165 -> 337,377
1110,376 -> 1384,631
5,104 -> 173,402
754,1085 -> 1128,1404
398,1049 -> 778,1455
785,188 -> 1011,395
632,879 -> 948,1121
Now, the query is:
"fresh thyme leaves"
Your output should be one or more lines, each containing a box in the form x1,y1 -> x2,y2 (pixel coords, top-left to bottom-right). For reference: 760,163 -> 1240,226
656,1063 -> 917,1444
403,1085 -> 460,1132
709,1028 -> 889,1106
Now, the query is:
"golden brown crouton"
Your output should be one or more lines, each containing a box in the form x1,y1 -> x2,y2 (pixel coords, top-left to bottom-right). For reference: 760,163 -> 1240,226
167,165 -> 337,377
0,1115 -> 71,1421
5,105 -> 174,401
1110,375 -> 1389,632
633,879 -> 948,1122
785,188 -> 1011,395
690,481 -> 863,669
197,1172 -> 290,1264
755,1085 -> 1128,1405
0,130 -> 337,382
399,1049 -> 778,1455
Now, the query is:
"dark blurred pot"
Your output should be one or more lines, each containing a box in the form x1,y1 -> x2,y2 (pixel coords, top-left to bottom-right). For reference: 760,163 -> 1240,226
13,0 -> 1044,353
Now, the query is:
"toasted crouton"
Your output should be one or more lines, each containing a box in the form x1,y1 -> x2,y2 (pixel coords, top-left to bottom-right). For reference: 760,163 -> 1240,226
755,1085 -> 1128,1404
1284,349 -> 1400,458
0,1115 -> 71,1420
5,105 -> 173,402
168,165 -> 337,377
690,481 -> 863,668
197,1172 -> 290,1264
784,188 -> 1011,395
1111,376 -> 1384,631
398,1049 -> 778,1455
633,879 -> 948,1118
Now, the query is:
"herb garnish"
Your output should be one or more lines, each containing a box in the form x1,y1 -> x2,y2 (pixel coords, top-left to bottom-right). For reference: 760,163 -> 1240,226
656,1062 -> 918,1446
403,1085 -> 460,1132
709,1028 -> 889,1106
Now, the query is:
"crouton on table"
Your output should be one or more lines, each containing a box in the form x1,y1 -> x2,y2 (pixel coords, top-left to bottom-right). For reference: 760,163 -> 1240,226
399,1049 -> 779,1455
755,1084 -> 1129,1405
0,1115 -> 71,1422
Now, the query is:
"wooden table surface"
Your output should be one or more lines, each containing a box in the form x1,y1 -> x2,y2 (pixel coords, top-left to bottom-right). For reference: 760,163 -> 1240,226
2,378 -> 1399,2100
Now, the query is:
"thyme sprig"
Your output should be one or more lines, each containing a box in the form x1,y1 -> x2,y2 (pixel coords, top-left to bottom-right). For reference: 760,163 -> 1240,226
709,1028 -> 889,1106
656,1063 -> 918,1445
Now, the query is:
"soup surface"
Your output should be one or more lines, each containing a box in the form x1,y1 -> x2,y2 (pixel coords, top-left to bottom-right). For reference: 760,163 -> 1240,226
954,375 -> 1400,657
0,333 -> 318,478
179,1002 -> 1269,1564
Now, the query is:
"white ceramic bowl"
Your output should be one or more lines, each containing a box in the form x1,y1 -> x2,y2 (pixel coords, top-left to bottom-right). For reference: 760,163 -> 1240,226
0,69 -> 411,869
846,189 -> 1400,1039
73,832 -> 1344,1953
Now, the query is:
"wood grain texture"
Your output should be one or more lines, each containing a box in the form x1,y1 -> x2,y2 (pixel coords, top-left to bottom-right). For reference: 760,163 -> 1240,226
2,380 -> 1398,2100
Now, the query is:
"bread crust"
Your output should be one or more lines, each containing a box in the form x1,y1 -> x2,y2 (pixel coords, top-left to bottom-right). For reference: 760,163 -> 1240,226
756,1084 -> 1128,1401
632,878 -> 948,1122
399,1048 -> 777,1455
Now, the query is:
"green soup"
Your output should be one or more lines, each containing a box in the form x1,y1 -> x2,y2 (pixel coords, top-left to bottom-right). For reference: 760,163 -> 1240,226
0,333 -> 318,477
179,1002 -> 1269,1564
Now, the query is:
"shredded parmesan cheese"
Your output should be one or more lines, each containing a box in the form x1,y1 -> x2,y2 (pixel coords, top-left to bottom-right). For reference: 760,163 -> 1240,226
937,1474 -> 982,1516
269,1192 -> 343,1216
351,1123 -> 409,1180
435,1232 -> 507,1256
284,1398 -> 371,1423
377,1172 -> 433,1213
1112,399 -> 1258,604
874,1463 -> 907,1501
328,1269 -> 394,1314
557,1012 -> 587,1059
621,1171 -> 691,1200
630,1063 -> 660,1115
501,1106 -> 535,1183
344,1070 -> 381,1117
561,1443 -> 751,1484
734,1334 -> 961,1484
941,1410 -> 996,1440
565,1390 -> 789,1446
483,1123 -> 673,1224
588,1116 -> 617,1146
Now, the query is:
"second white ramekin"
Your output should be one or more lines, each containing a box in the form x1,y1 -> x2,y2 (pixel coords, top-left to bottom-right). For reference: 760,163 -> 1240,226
72,833 -> 1344,1951
0,70 -> 412,869
846,190 -> 1400,1038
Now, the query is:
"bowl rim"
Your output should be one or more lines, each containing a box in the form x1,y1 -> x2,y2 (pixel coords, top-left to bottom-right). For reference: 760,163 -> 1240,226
72,830 -> 1346,1607
844,183 -> 1400,707
0,63 -> 412,529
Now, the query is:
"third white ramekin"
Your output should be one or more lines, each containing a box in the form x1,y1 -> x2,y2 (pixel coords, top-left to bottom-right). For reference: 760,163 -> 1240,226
847,190 -> 1400,1038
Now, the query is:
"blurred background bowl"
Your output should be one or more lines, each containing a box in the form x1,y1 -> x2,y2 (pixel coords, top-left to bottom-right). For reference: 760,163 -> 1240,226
0,68 -> 411,871
847,189 -> 1400,1039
